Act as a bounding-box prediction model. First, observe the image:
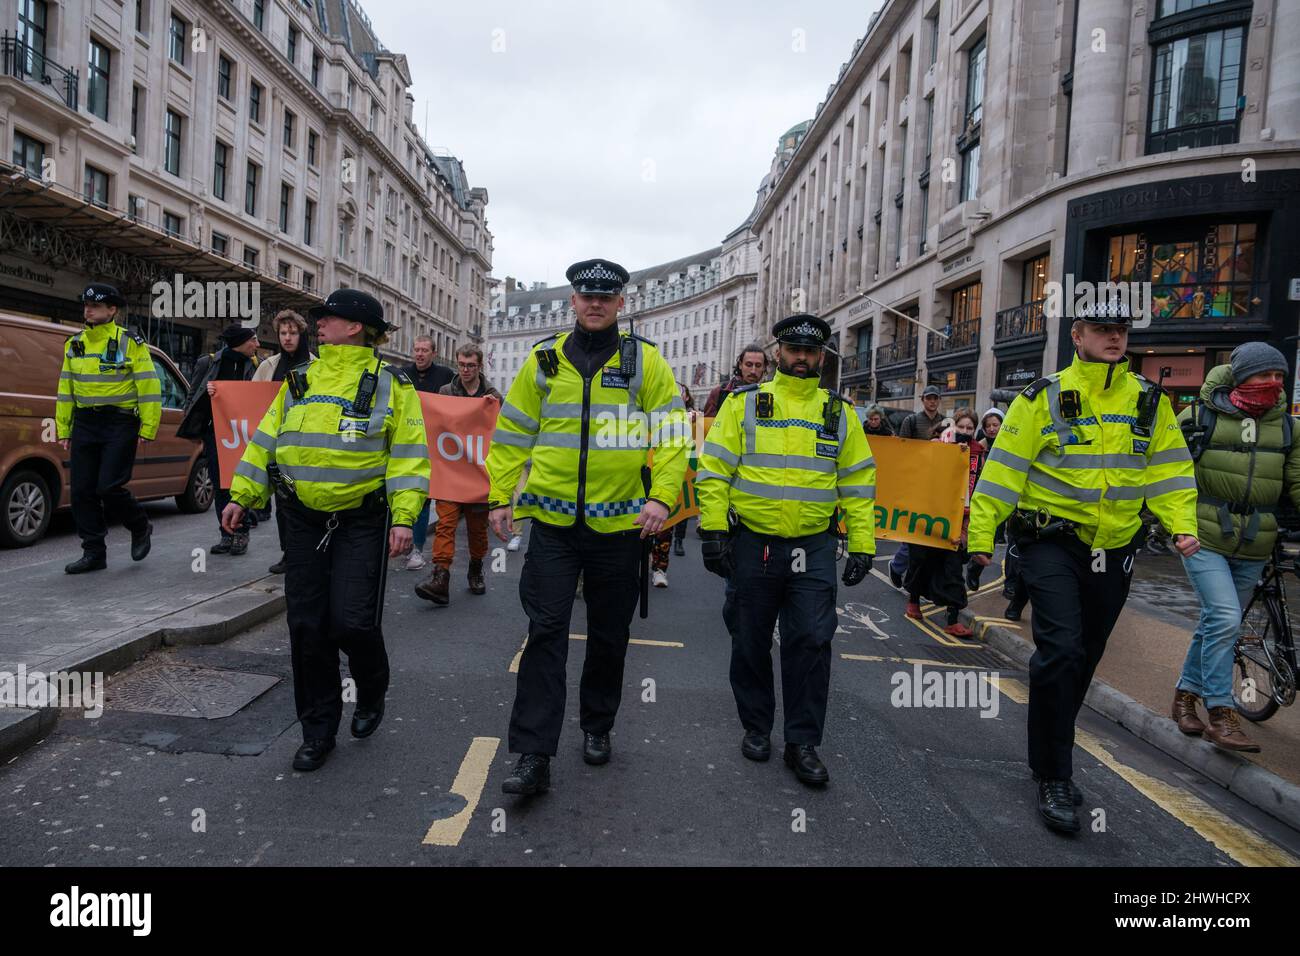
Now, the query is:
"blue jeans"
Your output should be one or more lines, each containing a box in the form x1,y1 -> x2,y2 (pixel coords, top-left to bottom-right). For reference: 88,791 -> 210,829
1177,548 -> 1266,710
889,544 -> 910,579
411,498 -> 431,552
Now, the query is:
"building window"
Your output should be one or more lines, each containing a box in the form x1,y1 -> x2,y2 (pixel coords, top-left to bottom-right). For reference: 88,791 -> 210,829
16,0 -> 47,76
307,129 -> 318,166
302,271 -> 314,292
1148,27 -> 1244,154
346,76 -> 355,111
213,141 -> 229,200
384,242 -> 394,278
957,36 -> 985,204
211,231 -> 229,257
163,210 -> 182,238
252,0 -> 264,31
1106,224 -> 1259,320
128,193 -> 145,221
163,109 -> 183,176
83,165 -> 109,207
364,228 -> 373,269
283,109 -> 296,150
131,85 -> 142,150
1022,253 -> 1050,303
927,12 -> 939,66
87,40 -> 110,120
168,13 -> 187,66
303,198 -> 315,245
244,246 -> 259,269
279,183 -> 292,232
217,55 -> 233,100
245,161 -> 260,215
136,0 -> 146,34
286,25 -> 298,66
337,218 -> 350,258
277,261 -> 291,280
249,81 -> 263,124
369,99 -> 378,131
310,48 -> 321,88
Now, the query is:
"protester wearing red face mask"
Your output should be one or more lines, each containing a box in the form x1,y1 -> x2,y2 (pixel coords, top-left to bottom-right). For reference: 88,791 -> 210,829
1172,343 -> 1300,754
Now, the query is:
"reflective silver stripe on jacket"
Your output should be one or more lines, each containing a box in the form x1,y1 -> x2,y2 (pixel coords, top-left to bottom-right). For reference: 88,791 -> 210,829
743,390 -> 757,456
702,441 -> 739,467
732,477 -> 837,503
491,427 -> 537,449
838,456 -> 874,479
973,476 -> 1021,506
740,452 -> 836,474
1027,466 -> 1103,502
280,464 -> 387,484
500,401 -> 539,432
1045,378 -> 1073,448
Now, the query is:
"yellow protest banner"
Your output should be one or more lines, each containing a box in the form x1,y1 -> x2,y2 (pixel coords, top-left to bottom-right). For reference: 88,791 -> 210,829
866,436 -> 968,550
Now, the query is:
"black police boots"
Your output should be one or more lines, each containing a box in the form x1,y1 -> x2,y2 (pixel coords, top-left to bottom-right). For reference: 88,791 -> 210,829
292,738 -> 335,772
229,531 -> 249,556
673,538 -> 685,557
1033,773 -> 1083,806
1037,779 -> 1082,833
583,732 -> 611,765
212,535 -> 233,554
130,521 -> 152,561
784,744 -> 829,786
502,754 -> 550,795
65,553 -> 107,574
350,706 -> 384,739
741,732 -> 771,761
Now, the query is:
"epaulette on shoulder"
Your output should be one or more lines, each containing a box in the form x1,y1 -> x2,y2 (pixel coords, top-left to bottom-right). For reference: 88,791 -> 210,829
623,330 -> 657,348
823,388 -> 854,406
1020,376 -> 1055,401
531,331 -> 561,350
729,383 -> 760,397
381,364 -> 412,386
128,331 -> 146,345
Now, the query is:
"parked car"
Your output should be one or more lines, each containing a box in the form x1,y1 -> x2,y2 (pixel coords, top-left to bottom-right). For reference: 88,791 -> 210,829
0,313 -> 211,548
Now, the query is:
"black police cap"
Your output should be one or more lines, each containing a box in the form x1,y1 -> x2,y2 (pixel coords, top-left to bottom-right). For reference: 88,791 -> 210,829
308,288 -> 396,332
566,259 -> 630,296
81,282 -> 126,308
773,313 -> 831,348
1074,299 -> 1132,326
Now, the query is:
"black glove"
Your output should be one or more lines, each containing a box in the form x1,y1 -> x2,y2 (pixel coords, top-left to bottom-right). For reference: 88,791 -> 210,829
700,530 -> 734,579
842,552 -> 872,586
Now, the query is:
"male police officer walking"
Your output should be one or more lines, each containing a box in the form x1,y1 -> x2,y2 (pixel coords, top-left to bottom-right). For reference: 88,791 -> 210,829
223,289 -> 429,771
967,302 -> 1198,833
696,314 -> 876,786
486,259 -> 691,795
57,283 -> 161,573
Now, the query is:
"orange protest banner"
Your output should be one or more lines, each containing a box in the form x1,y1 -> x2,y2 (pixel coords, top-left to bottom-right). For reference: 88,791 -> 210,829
210,383 -> 498,504
867,436 -> 968,550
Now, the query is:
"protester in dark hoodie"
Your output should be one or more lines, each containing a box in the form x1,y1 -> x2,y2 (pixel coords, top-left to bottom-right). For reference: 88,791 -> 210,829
178,325 -> 260,555
1172,343 -> 1300,754
863,405 -> 894,437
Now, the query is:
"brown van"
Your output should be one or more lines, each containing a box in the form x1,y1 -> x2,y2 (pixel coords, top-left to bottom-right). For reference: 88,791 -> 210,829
0,313 -> 211,547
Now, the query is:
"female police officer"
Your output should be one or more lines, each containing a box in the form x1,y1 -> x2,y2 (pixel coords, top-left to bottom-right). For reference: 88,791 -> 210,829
222,289 -> 430,771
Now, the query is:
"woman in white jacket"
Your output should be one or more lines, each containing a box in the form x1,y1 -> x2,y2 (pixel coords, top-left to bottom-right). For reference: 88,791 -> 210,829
251,310 -> 316,572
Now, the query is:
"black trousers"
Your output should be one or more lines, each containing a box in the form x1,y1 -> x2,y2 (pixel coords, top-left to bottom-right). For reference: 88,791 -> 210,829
282,497 -> 391,742
723,526 -> 837,745
69,408 -> 148,558
1018,532 -> 1135,779
201,428 -> 249,535
510,519 -> 642,755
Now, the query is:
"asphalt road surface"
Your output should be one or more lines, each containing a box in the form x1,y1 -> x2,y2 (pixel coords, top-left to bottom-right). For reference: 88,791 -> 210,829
2,523 -> 1297,867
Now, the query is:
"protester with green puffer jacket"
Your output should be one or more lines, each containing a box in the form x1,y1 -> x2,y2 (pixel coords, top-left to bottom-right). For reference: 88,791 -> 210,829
1172,343 -> 1300,754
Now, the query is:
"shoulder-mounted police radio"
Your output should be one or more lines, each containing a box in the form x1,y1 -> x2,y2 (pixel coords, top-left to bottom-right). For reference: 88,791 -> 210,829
352,368 -> 380,415
822,393 -> 847,437
1131,366 -> 1170,439
69,336 -> 85,358
287,364 -> 310,400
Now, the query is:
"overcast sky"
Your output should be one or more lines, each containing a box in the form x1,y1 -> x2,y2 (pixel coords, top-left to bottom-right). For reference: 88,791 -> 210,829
363,0 -> 884,286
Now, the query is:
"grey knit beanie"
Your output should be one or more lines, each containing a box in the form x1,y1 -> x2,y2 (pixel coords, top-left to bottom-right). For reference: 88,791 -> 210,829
1229,342 -> 1287,384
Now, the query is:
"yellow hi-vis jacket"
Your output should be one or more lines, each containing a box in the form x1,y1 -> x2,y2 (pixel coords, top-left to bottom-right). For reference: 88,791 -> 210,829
56,321 -> 162,440
968,354 -> 1198,553
229,344 -> 430,526
486,332 -> 691,533
696,371 -> 877,553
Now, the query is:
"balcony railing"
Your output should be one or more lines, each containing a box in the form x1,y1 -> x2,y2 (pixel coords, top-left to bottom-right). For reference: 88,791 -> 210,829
840,351 -> 872,381
1146,117 -> 1240,155
927,317 -> 980,357
1,34 -> 79,111
995,298 -> 1046,343
875,333 -> 918,368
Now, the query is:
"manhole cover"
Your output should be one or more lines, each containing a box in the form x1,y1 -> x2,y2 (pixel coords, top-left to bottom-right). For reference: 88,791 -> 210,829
108,664 -> 280,719
923,644 -> 1008,670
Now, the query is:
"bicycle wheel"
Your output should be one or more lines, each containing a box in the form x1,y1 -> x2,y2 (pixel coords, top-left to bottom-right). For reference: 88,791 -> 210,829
1235,596 -> 1283,721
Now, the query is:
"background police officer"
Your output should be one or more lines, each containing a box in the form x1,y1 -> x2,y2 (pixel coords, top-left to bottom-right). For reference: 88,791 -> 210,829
696,314 -> 875,787
968,303 -> 1198,833
486,258 -> 690,795
223,289 -> 430,772
57,283 -> 161,574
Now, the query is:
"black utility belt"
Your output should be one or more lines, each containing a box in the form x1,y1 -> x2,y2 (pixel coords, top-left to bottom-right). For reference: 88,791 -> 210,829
74,404 -> 137,417
1006,508 -> 1077,544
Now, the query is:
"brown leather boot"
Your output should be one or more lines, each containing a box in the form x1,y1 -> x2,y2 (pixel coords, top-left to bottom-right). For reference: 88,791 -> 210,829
467,558 -> 486,595
1204,706 -> 1261,753
1172,690 -> 1206,736
415,565 -> 450,605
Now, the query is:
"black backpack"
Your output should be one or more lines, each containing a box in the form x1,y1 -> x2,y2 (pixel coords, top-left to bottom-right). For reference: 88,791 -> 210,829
1183,399 -> 1293,462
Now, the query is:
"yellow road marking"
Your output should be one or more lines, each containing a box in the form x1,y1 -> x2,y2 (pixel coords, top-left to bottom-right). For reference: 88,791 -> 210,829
973,615 -> 1021,630
422,736 -> 500,847
983,677 -> 1296,866
842,653 -> 994,670
569,634 -> 684,648
508,637 -> 527,674
918,607 -> 981,649
972,573 -> 1006,596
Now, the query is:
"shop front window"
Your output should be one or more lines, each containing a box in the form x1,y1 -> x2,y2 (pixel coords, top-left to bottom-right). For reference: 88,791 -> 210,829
1106,223 -> 1259,321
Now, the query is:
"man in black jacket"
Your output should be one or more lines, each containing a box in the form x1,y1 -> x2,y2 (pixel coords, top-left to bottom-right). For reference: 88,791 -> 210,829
401,335 -> 454,565
178,325 -> 260,555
